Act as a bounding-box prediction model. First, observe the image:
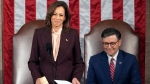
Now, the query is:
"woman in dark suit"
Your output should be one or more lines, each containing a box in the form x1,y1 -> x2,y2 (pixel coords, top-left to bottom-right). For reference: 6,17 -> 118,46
28,1 -> 84,84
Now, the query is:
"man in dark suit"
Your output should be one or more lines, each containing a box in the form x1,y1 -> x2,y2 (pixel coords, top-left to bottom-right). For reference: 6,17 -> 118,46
86,28 -> 142,84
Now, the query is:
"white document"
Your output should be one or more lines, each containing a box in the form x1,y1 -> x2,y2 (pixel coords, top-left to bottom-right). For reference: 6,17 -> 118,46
54,80 -> 72,84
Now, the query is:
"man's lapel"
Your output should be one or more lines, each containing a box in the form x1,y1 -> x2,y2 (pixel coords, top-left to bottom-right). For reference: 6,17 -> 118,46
101,52 -> 112,83
113,50 -> 124,83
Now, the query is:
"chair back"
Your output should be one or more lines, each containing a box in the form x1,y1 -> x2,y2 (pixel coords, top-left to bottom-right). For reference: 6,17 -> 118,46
13,20 -> 45,84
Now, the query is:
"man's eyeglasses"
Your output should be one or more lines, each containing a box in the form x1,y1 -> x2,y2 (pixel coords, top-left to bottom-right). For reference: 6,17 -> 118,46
103,40 -> 119,47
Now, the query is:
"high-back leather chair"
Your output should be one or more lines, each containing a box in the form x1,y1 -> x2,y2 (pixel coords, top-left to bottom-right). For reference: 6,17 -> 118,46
13,20 -> 45,84
84,19 -> 139,83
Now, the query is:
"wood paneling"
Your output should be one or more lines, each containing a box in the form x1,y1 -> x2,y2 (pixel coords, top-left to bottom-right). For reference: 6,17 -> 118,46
146,0 -> 150,84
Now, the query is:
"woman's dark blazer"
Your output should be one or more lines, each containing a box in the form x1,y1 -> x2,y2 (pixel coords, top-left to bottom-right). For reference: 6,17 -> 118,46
28,27 -> 84,83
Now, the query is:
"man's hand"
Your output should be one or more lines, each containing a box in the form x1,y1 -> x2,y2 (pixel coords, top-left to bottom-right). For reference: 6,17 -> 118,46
72,78 -> 80,84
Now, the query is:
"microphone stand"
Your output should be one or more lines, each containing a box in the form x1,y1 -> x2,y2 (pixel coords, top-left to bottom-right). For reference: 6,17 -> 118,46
48,50 -> 54,84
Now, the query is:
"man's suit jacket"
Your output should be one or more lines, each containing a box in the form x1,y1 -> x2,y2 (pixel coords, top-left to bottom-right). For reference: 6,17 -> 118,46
28,27 -> 84,83
86,50 -> 142,84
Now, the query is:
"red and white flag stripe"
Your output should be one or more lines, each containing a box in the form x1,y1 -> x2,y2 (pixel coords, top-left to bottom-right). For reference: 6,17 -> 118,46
3,0 -> 145,84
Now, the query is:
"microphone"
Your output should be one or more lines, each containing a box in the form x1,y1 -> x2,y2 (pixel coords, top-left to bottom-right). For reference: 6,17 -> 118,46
46,42 -> 52,54
46,43 -> 54,84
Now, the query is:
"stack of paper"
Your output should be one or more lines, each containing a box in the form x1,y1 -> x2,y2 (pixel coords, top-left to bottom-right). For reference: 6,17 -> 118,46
54,80 -> 72,84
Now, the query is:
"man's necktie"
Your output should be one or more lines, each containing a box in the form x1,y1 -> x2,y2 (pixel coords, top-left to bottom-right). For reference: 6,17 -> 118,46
110,57 -> 115,81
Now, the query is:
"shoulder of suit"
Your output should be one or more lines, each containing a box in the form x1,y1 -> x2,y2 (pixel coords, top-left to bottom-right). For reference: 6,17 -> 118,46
34,27 -> 48,33
91,51 -> 105,59
65,28 -> 78,36
119,50 -> 136,59
70,28 -> 78,32
35,27 -> 45,31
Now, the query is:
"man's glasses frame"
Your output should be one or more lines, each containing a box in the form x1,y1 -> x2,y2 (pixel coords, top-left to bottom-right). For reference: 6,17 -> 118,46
103,40 -> 119,47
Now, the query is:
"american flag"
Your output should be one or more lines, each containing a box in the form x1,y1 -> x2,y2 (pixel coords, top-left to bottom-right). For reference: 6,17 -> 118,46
3,0 -> 145,84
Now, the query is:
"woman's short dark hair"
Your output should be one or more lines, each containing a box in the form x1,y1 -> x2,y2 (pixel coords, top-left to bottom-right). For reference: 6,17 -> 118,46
101,28 -> 121,40
45,1 -> 71,32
